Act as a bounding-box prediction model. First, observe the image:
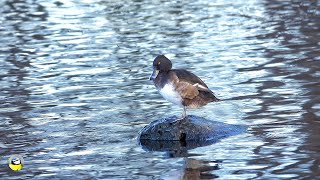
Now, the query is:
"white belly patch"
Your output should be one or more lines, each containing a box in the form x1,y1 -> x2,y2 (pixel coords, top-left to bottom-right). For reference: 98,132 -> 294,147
158,83 -> 183,107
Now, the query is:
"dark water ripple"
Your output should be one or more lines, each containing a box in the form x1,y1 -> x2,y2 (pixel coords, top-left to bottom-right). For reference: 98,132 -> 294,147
0,0 -> 319,179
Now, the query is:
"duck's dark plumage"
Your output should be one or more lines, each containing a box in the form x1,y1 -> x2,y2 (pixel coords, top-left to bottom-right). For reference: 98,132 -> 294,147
173,69 -> 209,89
174,69 -> 219,107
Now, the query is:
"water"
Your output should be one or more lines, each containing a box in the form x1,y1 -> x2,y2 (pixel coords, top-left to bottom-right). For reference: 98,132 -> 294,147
0,0 -> 319,179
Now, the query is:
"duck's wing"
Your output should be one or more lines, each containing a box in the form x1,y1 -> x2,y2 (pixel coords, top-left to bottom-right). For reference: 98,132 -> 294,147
173,69 -> 212,89
170,69 -> 212,99
175,81 -> 199,99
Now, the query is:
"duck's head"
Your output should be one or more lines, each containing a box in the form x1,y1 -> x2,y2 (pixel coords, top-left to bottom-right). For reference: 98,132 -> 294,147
149,55 -> 172,80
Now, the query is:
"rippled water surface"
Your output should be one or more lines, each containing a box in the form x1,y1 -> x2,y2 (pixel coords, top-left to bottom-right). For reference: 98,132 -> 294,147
0,0 -> 319,179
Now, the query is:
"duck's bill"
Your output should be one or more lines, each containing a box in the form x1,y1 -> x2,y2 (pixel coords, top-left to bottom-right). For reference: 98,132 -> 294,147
149,68 -> 159,80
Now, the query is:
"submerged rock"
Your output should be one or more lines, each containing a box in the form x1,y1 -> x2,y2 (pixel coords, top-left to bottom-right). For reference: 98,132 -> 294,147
138,115 -> 246,151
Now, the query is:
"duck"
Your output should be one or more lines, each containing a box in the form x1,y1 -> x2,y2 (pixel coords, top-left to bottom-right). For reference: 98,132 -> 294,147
149,55 -> 219,120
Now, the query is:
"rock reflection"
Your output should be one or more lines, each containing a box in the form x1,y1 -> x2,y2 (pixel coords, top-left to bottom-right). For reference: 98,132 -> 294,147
182,158 -> 219,180
140,139 -> 219,157
140,139 -> 221,179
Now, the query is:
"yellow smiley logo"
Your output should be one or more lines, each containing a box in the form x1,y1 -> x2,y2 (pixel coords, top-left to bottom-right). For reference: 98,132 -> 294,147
8,155 -> 24,171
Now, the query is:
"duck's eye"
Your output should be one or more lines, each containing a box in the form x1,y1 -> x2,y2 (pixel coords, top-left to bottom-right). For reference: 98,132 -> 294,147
158,61 -> 161,65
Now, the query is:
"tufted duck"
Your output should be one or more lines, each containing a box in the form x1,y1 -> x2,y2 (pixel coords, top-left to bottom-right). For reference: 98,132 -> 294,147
149,55 -> 219,120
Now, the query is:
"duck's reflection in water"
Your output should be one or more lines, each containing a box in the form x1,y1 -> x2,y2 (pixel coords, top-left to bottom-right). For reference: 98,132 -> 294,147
139,133 -> 227,179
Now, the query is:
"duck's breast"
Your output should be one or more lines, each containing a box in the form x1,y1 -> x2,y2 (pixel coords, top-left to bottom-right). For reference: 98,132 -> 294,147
158,83 -> 183,107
